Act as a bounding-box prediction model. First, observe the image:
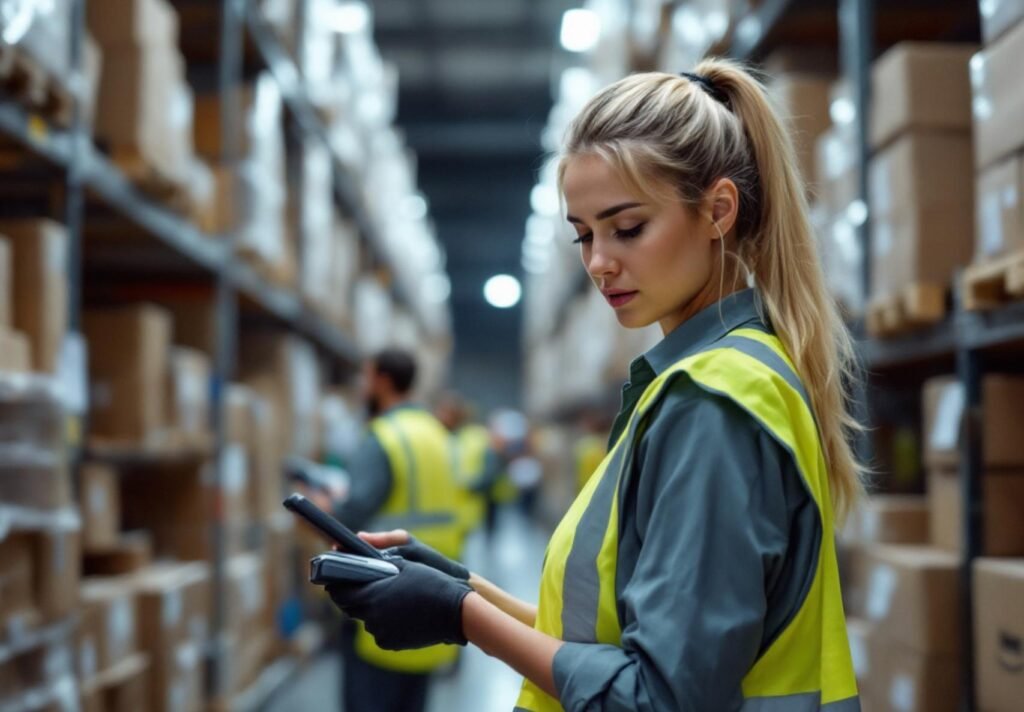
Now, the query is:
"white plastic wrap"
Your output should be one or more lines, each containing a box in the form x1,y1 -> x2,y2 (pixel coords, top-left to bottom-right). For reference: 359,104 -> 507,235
0,0 -> 72,78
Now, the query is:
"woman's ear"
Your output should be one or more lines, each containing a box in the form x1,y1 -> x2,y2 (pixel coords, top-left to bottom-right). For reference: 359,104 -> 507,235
707,178 -> 739,238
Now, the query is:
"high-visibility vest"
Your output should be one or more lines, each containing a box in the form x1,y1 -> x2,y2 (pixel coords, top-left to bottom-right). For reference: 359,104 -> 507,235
452,423 -> 491,535
354,407 -> 462,673
515,328 -> 859,711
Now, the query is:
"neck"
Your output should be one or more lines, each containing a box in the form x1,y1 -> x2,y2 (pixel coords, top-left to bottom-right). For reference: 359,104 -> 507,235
377,391 -> 408,413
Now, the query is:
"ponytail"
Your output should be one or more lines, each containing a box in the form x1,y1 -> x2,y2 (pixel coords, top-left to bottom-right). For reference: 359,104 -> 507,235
696,59 -> 864,522
561,60 -> 865,523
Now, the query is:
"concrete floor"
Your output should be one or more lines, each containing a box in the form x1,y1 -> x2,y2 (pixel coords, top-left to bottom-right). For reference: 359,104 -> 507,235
271,507 -> 550,712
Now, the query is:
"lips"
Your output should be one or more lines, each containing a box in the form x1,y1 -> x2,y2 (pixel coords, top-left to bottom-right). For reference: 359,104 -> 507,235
603,290 -> 638,308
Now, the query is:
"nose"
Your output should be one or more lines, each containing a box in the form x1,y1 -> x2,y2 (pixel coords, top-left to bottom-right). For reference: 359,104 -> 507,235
585,239 -> 619,279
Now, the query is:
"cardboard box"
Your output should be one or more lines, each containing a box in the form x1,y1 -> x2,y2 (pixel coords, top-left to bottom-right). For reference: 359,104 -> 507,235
929,468 -> 1024,556
224,552 -> 267,638
131,563 -> 209,712
869,131 -> 975,298
225,383 -> 252,446
841,495 -> 930,545
81,463 -> 120,550
86,0 -> 178,47
923,374 -> 1024,469
0,237 -> 10,327
863,632 -> 960,712
0,220 -> 68,373
863,545 -> 961,655
263,511 -> 295,624
870,42 -> 977,151
249,394 -> 283,520
160,297 -> 218,356
0,327 -> 31,373
84,531 -> 153,576
979,0 -> 1024,43
119,459 -> 248,561
974,558 -> 1024,712
84,304 -> 172,445
975,152 -> 1024,261
972,20 -> 1024,169
166,346 -> 211,449
80,652 -> 149,712
770,74 -> 832,191
0,533 -> 35,627
0,463 -> 72,510
94,43 -> 192,182
240,333 -> 320,458
193,87 -> 255,161
35,528 -> 81,622
80,577 -> 138,673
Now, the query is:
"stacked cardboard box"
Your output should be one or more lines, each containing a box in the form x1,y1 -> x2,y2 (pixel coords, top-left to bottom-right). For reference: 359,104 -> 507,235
88,0 -> 196,188
83,303 -> 213,450
922,375 -> 1024,556
217,552 -> 274,700
768,72 -> 833,192
867,43 -> 977,302
193,75 -> 294,285
971,8 -> 1024,264
0,220 -> 68,374
78,577 -> 149,712
131,563 -> 210,712
811,81 -> 864,315
973,558 -> 1024,711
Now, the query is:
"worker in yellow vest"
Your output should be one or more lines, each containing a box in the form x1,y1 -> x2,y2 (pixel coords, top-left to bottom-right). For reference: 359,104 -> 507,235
434,391 -> 494,541
573,404 -> 612,494
322,61 -> 862,710
313,348 -> 461,712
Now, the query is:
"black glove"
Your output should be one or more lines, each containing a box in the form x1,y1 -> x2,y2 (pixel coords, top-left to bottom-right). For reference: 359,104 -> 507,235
381,537 -> 470,581
327,558 -> 473,650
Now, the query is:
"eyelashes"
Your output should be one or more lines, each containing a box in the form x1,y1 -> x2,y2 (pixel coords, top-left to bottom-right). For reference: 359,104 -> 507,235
572,222 -> 647,245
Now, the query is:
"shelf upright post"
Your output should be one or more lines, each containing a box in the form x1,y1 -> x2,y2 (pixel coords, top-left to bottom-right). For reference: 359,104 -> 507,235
209,0 -> 245,699
65,0 -> 85,334
291,0 -> 310,334
838,0 -> 875,467
956,311 -> 983,712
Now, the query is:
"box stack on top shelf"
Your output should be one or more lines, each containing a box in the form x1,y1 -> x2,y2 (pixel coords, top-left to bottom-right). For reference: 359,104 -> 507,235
864,41 -> 976,338
962,3 -> 1024,311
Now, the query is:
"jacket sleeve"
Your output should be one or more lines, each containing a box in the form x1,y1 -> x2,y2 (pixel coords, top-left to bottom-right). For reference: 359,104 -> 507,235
333,433 -> 393,532
551,377 -> 815,711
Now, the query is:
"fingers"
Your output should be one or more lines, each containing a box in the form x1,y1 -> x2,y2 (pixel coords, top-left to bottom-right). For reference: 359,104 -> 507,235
357,529 -> 411,548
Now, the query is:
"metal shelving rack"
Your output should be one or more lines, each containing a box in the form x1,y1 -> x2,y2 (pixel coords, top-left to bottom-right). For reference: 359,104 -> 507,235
0,0 -> 423,704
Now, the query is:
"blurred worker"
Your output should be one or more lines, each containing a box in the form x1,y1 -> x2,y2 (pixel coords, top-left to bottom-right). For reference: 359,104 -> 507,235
310,348 -> 461,712
573,405 -> 610,494
321,61 -> 863,710
434,391 -> 494,542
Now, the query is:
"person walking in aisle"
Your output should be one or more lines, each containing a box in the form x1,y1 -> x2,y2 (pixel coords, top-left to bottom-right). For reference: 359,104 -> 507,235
308,348 -> 462,712
321,59 -> 864,711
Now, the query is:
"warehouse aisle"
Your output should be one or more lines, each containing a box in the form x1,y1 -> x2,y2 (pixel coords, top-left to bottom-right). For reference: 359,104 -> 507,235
272,506 -> 551,711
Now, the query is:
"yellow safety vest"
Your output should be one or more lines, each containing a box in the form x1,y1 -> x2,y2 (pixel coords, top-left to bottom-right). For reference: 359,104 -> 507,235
516,328 -> 859,711
452,424 -> 491,536
355,407 -> 462,673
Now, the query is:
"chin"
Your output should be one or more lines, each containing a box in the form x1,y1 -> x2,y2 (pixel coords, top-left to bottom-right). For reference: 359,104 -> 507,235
614,310 -> 654,329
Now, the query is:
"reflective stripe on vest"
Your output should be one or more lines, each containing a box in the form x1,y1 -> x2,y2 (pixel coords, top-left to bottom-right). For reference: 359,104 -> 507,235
515,328 -> 859,711
356,408 -> 462,673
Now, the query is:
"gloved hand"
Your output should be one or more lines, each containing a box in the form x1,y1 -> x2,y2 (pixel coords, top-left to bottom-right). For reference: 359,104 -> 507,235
381,537 -> 470,581
327,558 -> 473,650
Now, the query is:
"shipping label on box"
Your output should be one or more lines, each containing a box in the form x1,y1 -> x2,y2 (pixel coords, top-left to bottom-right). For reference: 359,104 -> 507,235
81,463 -> 120,550
974,558 -> 1024,712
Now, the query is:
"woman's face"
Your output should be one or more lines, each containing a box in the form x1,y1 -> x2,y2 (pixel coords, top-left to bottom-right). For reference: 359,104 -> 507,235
562,153 -> 720,335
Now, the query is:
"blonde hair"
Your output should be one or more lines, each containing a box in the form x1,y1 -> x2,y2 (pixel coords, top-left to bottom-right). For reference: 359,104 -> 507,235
559,59 -> 864,522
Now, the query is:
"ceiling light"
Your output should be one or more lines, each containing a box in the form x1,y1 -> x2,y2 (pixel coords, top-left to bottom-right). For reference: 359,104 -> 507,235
560,9 -> 601,53
484,275 -> 522,309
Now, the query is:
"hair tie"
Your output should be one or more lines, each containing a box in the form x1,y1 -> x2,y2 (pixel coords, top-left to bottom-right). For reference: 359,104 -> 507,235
680,71 -> 730,108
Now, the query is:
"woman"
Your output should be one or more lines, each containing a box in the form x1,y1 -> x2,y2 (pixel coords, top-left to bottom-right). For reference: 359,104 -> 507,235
328,58 -> 864,711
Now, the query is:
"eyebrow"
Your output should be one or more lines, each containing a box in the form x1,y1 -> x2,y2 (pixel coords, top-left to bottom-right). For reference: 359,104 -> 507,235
566,201 -> 645,224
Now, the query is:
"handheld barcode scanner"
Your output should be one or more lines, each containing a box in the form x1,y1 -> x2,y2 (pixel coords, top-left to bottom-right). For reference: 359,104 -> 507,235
283,493 -> 400,585
309,551 -> 399,585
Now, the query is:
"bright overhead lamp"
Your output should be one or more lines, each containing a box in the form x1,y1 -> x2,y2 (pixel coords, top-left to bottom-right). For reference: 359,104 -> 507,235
560,9 -> 601,53
483,275 -> 522,309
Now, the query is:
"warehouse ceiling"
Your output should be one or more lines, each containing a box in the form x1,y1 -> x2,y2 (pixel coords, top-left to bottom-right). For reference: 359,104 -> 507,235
374,0 -> 578,410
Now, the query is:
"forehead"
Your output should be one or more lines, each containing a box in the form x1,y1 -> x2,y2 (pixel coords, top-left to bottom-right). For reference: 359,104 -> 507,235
561,154 -> 639,212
